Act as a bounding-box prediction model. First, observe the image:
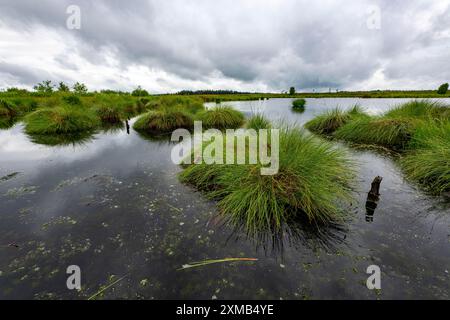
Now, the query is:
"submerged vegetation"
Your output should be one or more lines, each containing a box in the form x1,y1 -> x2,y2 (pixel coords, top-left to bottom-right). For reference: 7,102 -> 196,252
307,100 -> 450,195
180,126 -> 356,234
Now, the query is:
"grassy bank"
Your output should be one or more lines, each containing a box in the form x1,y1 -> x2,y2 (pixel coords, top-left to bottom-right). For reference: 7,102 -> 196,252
306,100 -> 450,195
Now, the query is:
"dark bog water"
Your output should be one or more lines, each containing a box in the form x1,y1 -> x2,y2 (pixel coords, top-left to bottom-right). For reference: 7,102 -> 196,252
0,98 -> 449,300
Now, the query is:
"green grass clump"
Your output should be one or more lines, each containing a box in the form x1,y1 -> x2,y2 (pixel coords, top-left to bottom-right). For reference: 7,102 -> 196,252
292,99 -> 306,111
180,127 -> 355,234
24,106 -> 99,134
305,106 -> 367,135
133,110 -> 194,134
385,100 -> 449,121
147,96 -> 205,115
95,105 -> 122,124
0,99 -> 18,118
246,114 -> 271,130
400,121 -> 450,195
334,117 -> 415,149
197,106 -> 244,130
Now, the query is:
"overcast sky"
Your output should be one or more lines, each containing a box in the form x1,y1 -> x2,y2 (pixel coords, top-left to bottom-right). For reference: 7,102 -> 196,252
0,0 -> 449,93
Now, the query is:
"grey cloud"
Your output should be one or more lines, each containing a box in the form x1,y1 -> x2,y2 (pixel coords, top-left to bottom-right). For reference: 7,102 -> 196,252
1,0 -> 450,91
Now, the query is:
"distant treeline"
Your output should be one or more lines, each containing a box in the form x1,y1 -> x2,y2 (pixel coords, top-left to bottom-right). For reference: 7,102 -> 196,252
177,90 -> 252,95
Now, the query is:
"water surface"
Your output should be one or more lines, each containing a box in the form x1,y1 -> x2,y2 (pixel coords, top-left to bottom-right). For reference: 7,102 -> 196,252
1,98 -> 449,299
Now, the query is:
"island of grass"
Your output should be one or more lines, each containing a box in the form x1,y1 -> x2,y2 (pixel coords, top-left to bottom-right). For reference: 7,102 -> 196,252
179,125 -> 356,234
24,106 -> 99,135
133,110 -> 194,135
197,106 -> 244,130
292,98 -> 306,112
306,100 -> 450,195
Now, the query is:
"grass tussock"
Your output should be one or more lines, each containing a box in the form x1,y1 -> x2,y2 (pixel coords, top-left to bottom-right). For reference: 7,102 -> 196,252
24,106 -> 99,134
147,96 -> 205,115
305,106 -> 367,135
197,106 -> 245,130
133,110 -> 194,134
334,117 -> 416,149
95,105 -> 122,124
292,99 -> 306,111
246,114 -> 271,130
180,127 -> 355,234
0,99 -> 18,118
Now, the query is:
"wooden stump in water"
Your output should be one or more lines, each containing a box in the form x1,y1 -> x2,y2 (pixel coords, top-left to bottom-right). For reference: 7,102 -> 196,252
366,176 -> 383,222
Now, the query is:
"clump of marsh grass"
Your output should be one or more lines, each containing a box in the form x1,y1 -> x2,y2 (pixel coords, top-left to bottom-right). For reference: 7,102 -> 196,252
95,105 -> 122,124
400,121 -> 450,195
385,99 -> 449,121
292,99 -> 306,111
0,99 -> 18,118
334,117 -> 415,149
24,106 -> 99,135
180,127 -> 355,234
246,114 -> 271,130
147,96 -> 205,115
197,106 -> 244,130
133,109 -> 194,134
305,106 -> 367,135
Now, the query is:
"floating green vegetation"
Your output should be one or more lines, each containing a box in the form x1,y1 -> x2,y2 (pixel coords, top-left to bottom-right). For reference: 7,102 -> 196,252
197,106 -> 245,130
24,106 -> 99,135
178,258 -> 258,270
133,110 -> 194,135
292,98 -> 306,111
305,106 -> 368,135
246,114 -> 271,130
180,127 -> 355,234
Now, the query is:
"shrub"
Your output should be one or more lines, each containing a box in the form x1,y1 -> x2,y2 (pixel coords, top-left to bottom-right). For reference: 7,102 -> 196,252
133,110 -> 194,134
197,106 -> 244,130
180,127 -> 355,234
62,95 -> 82,106
131,86 -> 149,97
24,106 -> 99,134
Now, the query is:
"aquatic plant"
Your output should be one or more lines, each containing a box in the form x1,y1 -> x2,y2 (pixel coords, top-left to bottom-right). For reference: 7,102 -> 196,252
147,96 -> 205,115
24,106 -> 99,134
180,127 -> 355,234
133,110 -> 194,134
334,117 -> 415,149
305,106 -> 367,135
197,106 -> 245,130
292,98 -> 306,111
246,114 -> 271,130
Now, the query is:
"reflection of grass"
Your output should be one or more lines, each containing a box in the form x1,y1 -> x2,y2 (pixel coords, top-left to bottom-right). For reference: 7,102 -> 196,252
26,131 -> 95,146
180,127 -> 355,234
197,106 -> 244,130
